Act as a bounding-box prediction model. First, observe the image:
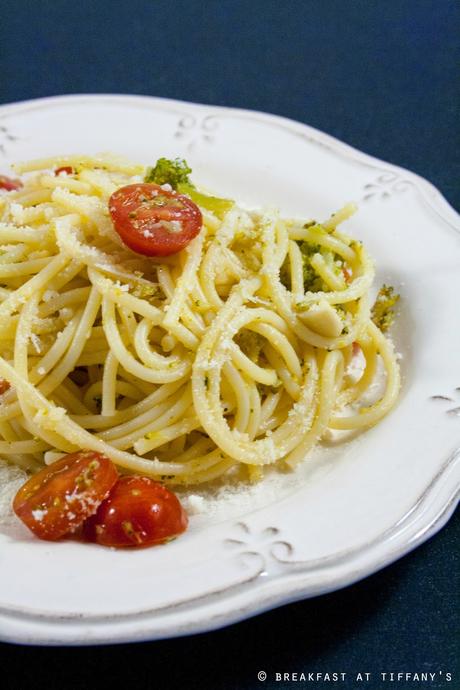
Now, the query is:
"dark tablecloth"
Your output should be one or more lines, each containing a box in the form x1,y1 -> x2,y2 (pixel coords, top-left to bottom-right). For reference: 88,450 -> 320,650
0,1 -> 458,689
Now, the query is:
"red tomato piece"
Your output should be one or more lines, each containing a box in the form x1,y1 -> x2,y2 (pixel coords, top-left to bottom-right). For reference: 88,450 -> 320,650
0,378 -> 10,394
342,266 -> 352,283
109,183 -> 202,257
54,166 -> 74,176
13,451 -> 118,541
83,476 -> 188,548
0,174 -> 22,191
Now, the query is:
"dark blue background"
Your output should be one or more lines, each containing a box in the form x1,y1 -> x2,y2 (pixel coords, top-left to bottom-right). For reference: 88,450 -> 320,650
0,1 -> 458,689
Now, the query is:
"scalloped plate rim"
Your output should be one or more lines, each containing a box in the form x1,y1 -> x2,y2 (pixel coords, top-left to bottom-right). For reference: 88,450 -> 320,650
0,93 -> 458,231
0,93 -> 458,646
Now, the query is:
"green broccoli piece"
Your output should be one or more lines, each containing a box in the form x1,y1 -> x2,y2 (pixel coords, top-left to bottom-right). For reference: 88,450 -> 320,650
280,241 -> 326,292
144,157 -> 192,189
299,242 -> 326,292
302,261 -> 325,293
177,184 -> 234,219
371,285 -> 400,332
144,157 -> 234,219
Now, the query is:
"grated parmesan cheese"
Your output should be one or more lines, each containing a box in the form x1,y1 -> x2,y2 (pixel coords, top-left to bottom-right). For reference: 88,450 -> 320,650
0,462 -> 27,523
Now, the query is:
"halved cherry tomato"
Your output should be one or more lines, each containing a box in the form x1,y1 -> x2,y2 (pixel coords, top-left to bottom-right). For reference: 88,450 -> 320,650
0,174 -> 22,191
0,378 -> 10,394
83,476 -> 188,548
109,183 -> 202,257
54,166 -> 74,176
13,451 -> 118,541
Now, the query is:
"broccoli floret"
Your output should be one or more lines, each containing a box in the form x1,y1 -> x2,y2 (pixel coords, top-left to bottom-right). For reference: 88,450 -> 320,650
299,242 -> 325,292
144,157 -> 192,189
371,285 -> 400,332
302,262 -> 325,293
280,241 -> 326,292
144,157 -> 234,219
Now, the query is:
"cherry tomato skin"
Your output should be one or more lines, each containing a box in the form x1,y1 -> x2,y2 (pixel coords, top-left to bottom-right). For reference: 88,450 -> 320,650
342,266 -> 352,283
0,174 -> 22,191
0,378 -> 10,394
13,451 -> 118,541
83,476 -> 188,548
109,183 -> 202,257
54,166 -> 74,176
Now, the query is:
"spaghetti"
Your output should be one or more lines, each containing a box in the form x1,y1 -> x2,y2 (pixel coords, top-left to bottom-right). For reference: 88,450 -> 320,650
0,154 -> 400,486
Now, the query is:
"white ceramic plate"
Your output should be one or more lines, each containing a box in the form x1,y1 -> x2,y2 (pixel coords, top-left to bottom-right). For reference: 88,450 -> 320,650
0,95 -> 458,646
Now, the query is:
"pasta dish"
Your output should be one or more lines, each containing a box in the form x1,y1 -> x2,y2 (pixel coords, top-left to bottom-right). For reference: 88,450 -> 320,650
0,154 -> 400,492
